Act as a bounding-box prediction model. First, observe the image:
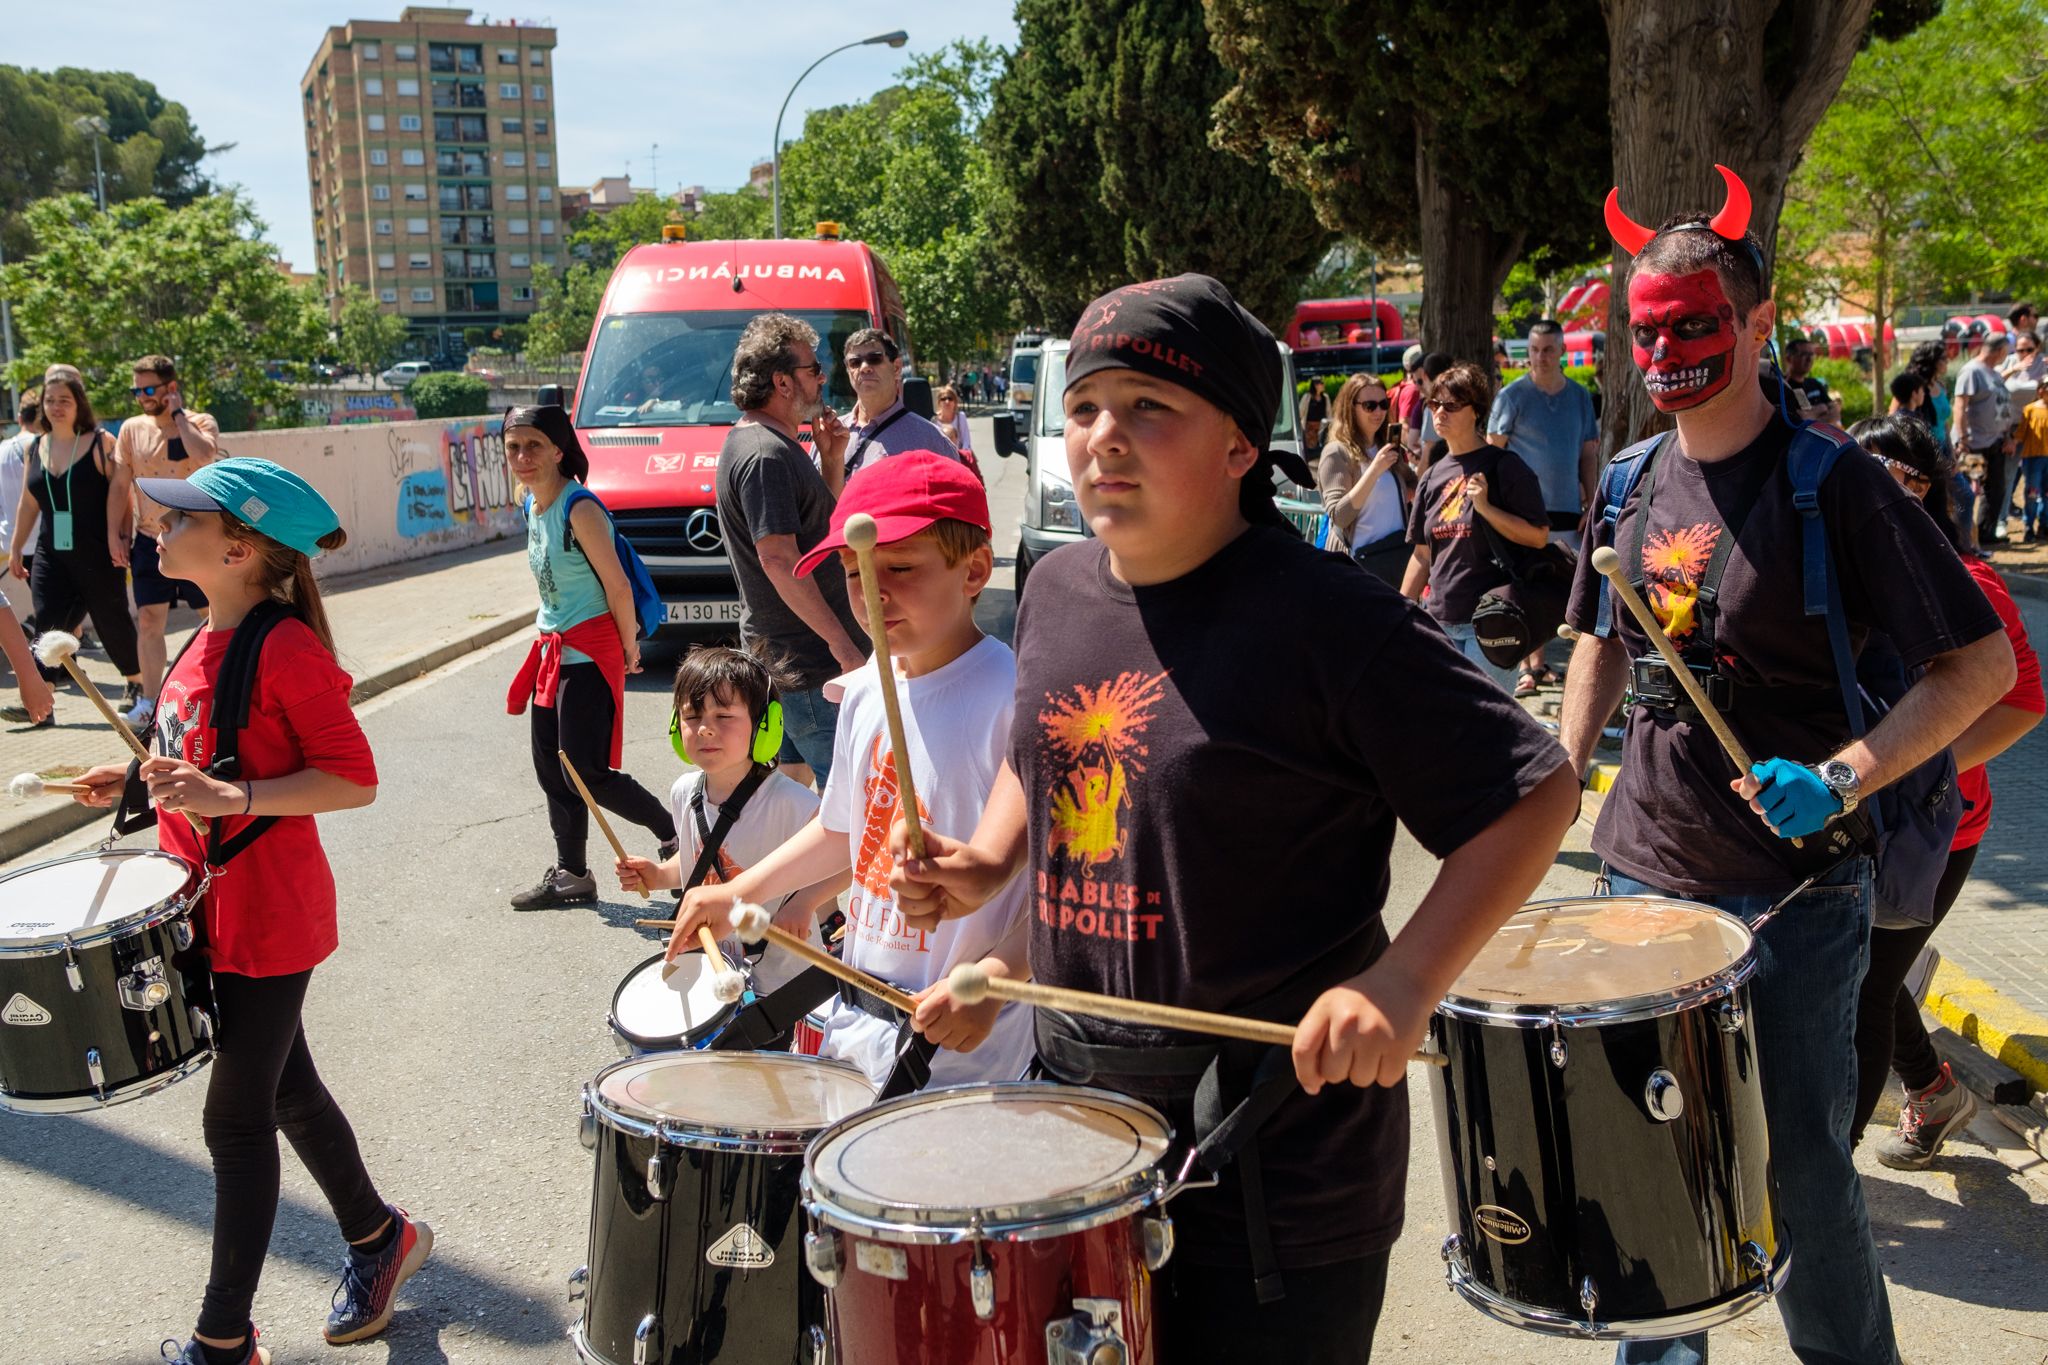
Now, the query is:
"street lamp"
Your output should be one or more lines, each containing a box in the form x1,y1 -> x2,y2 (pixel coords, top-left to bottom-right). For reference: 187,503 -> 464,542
72,116 -> 109,213
771,31 -> 908,239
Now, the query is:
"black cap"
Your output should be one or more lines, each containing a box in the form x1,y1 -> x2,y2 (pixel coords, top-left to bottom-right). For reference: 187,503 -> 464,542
1066,275 -> 1315,514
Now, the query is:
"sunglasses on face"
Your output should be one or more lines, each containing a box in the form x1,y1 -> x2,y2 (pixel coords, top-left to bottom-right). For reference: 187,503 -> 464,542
1425,398 -> 1468,413
1877,455 -> 1932,494
788,362 -> 824,377
1354,399 -> 1387,412
131,384 -> 165,397
845,352 -> 891,370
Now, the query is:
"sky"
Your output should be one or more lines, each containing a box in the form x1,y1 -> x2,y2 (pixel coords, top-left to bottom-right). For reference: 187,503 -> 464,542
9,1 -> 1019,272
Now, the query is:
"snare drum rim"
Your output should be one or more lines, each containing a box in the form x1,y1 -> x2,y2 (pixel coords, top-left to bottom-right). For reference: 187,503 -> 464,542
0,1048 -> 214,1115
606,950 -> 737,1052
0,850 -> 200,958
1436,895 -> 1758,1028
800,1081 -> 1173,1245
584,1050 -> 875,1155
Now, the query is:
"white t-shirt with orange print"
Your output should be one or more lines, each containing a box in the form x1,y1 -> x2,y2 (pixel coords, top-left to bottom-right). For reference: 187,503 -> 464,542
669,767 -> 827,994
817,634 -> 1034,1090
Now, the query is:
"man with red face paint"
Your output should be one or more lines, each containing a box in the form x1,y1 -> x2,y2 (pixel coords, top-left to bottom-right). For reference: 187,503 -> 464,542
1558,168 -> 2016,1365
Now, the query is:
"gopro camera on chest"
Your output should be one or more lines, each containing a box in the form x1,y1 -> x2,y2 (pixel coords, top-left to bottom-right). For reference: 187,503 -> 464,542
1630,655 -> 1733,714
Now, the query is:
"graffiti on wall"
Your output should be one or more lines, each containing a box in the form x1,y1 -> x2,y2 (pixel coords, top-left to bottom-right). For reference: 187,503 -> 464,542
387,419 -> 515,541
300,392 -> 416,426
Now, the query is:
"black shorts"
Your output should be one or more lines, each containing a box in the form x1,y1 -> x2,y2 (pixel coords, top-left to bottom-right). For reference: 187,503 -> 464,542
130,533 -> 207,609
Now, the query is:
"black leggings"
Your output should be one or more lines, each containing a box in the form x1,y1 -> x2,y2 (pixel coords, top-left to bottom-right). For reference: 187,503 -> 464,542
529,660 -> 675,873
198,969 -> 388,1339
30,545 -> 139,677
1850,842 -> 1977,1144
1157,1252 -> 1390,1360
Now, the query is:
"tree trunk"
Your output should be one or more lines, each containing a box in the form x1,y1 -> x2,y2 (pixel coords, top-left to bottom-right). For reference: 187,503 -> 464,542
1600,0 -> 1875,453
1415,127 -> 1523,377
1872,219 -> 1890,423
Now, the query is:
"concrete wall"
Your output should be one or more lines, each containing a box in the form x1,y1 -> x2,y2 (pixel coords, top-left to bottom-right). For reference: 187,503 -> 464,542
219,416 -> 519,578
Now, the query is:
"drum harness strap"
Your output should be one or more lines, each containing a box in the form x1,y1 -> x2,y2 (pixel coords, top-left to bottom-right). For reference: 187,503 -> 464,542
1031,937 -> 1379,1307
111,600 -> 294,873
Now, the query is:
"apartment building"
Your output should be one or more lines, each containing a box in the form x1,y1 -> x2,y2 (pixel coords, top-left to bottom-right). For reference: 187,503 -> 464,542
301,7 -> 561,358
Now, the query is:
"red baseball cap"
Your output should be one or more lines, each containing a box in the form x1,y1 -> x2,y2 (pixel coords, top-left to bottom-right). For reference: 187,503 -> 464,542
795,449 -> 990,577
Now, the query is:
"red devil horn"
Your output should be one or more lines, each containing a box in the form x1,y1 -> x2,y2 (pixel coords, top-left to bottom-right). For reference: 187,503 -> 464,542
1708,164 -> 1752,241
1604,188 -> 1656,257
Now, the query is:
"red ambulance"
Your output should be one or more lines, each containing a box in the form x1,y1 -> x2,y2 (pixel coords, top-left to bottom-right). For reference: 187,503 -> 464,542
554,227 -> 909,633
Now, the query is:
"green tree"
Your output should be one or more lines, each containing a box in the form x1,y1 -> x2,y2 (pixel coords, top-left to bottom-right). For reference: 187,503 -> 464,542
985,1 -> 1328,332
0,66 -> 219,252
335,285 -> 409,379
777,43 -> 1015,372
565,192 -> 682,271
525,260 -> 607,364
691,188 -> 772,241
0,191 -> 322,420
1782,0 -> 2048,419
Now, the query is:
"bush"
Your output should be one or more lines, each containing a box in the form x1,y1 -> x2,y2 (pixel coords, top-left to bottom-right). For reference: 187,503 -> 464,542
408,371 -> 491,418
462,326 -> 491,349
1813,358 -> 1875,427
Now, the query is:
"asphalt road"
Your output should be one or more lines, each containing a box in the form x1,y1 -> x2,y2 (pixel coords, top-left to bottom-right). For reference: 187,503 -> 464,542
3,419 -> 2045,1362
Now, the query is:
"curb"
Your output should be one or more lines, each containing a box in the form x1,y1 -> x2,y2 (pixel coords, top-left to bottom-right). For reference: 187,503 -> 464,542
2001,571 -> 2048,604
0,612 -> 530,866
1921,956 -> 2048,1096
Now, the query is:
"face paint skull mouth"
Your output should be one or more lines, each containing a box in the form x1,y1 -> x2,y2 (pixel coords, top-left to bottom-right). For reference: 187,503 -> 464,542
1628,268 -> 1742,414
1644,358 -> 1728,403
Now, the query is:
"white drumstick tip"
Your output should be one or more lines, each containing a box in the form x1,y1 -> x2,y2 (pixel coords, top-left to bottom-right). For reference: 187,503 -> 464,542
1590,545 -> 1623,576
9,773 -> 45,799
732,901 -> 771,944
843,513 -> 879,553
710,969 -> 745,1004
947,962 -> 991,1006
32,629 -> 81,667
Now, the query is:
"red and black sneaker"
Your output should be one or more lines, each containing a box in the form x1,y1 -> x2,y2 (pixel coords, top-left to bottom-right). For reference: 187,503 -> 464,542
324,1206 -> 435,1344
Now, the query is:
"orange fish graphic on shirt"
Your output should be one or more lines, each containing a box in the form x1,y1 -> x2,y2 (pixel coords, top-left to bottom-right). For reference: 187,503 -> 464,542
854,735 -> 930,898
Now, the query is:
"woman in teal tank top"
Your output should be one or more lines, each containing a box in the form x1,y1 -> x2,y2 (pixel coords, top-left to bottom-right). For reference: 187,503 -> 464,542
504,405 -> 676,909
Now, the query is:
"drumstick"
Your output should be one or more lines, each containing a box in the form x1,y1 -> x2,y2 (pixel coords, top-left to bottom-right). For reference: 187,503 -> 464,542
945,965 -> 1446,1068
10,773 -> 92,797
729,901 -> 919,1014
556,748 -> 648,900
842,513 -> 926,861
1588,546 -> 1801,847
32,631 -> 204,830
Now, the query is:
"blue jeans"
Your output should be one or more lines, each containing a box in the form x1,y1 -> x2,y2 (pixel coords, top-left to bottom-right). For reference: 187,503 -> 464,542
2023,456 -> 2048,534
1606,859 -> 1897,1365
1442,620 -> 1518,693
775,684 -> 840,788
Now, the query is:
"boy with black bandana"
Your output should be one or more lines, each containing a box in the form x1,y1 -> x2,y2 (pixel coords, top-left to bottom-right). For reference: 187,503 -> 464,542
1561,169 -> 2015,1364
887,274 -> 1579,1359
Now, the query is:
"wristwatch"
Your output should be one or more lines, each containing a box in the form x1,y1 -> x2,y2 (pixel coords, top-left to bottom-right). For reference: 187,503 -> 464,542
1814,758 -> 1863,816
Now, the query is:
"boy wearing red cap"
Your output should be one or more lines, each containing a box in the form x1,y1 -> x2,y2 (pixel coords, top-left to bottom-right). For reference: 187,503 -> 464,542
887,274 -> 1579,1359
664,450 -> 1035,1094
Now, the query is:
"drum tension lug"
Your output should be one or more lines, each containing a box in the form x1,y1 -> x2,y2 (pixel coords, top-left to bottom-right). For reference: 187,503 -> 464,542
1141,1212 -> 1174,1272
631,1312 -> 660,1365
85,1048 -> 105,1101
969,1216 -> 995,1321
566,1264 -> 588,1302
577,1095 -> 597,1152
1579,1274 -> 1600,1323
64,941 -> 83,994
804,1325 -> 829,1365
803,1228 -> 842,1288
1716,998 -> 1746,1033
645,1151 -> 666,1202
1740,1240 -> 1774,1294
1548,1018 -> 1568,1070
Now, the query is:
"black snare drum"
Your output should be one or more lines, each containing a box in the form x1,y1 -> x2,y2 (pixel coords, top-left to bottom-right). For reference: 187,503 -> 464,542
1430,896 -> 1786,1339
572,1050 -> 876,1365
0,850 -> 213,1113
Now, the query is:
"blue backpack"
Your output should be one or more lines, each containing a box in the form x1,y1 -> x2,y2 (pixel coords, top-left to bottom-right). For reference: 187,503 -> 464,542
523,485 -> 666,641
1590,423 -> 1959,929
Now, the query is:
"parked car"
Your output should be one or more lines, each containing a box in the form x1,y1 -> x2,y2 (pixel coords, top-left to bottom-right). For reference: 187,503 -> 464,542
994,340 -> 1316,589
379,360 -> 435,389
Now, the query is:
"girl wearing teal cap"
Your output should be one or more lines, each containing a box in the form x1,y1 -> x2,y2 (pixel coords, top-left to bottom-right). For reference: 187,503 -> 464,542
73,457 -> 430,1363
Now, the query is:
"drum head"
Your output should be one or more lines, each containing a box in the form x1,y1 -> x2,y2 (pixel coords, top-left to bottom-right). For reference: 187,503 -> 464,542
1443,897 -> 1753,1021
806,1083 -> 1171,1236
610,951 -> 732,1047
593,1052 -> 875,1148
0,850 -> 195,948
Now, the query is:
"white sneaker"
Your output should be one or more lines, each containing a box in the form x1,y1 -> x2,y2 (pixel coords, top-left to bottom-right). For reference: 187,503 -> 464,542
124,697 -> 156,732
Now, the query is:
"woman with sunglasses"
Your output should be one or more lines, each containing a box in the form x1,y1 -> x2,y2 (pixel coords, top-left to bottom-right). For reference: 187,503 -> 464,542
1399,363 -> 1550,690
6,365 -> 145,706
1844,414 -> 2042,1168
1317,374 -> 1414,585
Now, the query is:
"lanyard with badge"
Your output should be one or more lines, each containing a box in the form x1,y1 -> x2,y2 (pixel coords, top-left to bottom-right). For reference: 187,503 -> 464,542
37,434 -> 82,551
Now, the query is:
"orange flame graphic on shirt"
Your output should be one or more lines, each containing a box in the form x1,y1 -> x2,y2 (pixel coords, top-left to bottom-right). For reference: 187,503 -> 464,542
1436,479 -> 1470,523
1038,670 -> 1165,869
1642,523 -> 1721,640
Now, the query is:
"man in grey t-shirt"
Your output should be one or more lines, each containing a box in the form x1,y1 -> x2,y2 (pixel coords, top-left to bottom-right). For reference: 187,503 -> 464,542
714,313 -> 867,788
1956,332 -> 2017,545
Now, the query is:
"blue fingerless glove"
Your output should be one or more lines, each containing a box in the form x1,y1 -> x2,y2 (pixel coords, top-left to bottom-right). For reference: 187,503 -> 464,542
1748,758 -> 1842,839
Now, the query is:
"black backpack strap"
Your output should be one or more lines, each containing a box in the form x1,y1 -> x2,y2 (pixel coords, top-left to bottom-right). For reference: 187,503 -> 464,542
683,765 -> 770,892
202,601 -> 295,868
110,622 -> 217,840
708,964 -> 839,1051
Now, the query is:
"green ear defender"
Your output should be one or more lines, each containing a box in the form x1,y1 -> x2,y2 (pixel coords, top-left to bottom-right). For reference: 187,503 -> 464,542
670,698 -> 785,768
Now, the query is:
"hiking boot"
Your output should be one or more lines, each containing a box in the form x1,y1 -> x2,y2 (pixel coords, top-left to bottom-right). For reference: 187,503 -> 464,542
159,1327 -> 269,1365
510,866 -> 596,910
1874,1062 -> 1978,1170
325,1206 -> 434,1343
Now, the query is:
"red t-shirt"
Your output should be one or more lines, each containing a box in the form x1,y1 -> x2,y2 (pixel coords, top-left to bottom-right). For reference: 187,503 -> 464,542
1954,557 -> 2043,850
154,617 -> 378,976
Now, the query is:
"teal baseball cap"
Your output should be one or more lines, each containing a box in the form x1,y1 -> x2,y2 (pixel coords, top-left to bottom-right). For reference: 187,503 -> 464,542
139,457 -> 342,558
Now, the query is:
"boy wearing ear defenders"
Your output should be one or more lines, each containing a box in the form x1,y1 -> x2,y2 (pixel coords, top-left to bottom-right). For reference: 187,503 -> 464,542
662,450 -> 1035,1095
616,646 -> 842,994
